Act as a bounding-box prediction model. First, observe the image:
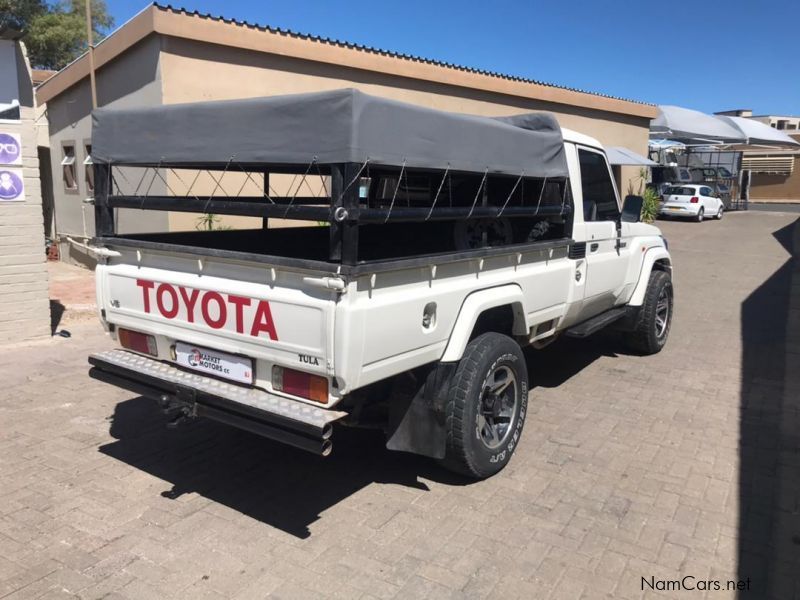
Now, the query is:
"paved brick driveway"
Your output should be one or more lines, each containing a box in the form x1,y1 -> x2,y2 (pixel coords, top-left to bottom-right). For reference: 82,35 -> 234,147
1,212 -> 798,599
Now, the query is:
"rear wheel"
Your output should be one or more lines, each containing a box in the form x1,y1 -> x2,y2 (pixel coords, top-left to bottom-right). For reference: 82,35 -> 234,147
695,207 -> 705,223
624,270 -> 673,355
440,333 -> 528,478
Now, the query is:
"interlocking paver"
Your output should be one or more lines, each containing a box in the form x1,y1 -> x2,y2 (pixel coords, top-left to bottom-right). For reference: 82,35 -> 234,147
1,211 -> 798,598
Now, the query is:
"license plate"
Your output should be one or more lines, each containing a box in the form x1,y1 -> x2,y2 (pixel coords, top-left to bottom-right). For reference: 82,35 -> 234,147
175,342 -> 253,384
668,207 -> 681,211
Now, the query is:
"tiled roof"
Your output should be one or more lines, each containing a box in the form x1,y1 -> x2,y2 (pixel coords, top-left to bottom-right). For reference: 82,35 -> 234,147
32,69 -> 56,86
154,3 -> 652,106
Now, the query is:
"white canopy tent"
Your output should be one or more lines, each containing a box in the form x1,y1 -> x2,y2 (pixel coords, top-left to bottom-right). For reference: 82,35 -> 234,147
651,105 -> 799,148
651,105 -> 746,144
605,146 -> 657,166
713,116 -> 800,147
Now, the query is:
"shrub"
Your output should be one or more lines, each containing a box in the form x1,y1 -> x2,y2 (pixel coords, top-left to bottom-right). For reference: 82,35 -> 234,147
640,188 -> 660,224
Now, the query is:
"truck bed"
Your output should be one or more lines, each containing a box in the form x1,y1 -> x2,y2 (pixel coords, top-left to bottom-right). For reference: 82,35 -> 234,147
97,220 -> 570,275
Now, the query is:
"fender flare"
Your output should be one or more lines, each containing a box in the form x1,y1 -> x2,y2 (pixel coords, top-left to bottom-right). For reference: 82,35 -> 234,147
440,284 -> 528,362
628,247 -> 672,306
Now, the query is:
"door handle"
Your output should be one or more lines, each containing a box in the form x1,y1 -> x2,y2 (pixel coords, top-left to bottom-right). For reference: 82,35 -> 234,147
590,243 -> 599,252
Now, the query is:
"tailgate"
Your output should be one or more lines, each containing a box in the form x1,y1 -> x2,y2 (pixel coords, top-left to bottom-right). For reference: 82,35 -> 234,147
97,250 -> 337,383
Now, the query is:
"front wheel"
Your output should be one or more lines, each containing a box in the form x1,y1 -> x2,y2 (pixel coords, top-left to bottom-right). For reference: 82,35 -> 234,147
716,206 -> 724,220
624,270 -> 673,355
440,333 -> 528,478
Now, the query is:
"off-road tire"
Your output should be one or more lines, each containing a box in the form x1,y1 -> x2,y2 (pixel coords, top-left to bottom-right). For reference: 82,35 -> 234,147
624,270 -> 673,355
695,207 -> 704,223
439,333 -> 528,479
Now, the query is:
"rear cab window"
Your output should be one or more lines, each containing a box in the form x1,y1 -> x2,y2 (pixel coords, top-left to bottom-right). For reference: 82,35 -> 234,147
578,148 -> 619,221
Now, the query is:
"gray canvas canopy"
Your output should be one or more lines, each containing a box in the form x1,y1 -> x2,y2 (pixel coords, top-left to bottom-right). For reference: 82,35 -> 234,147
91,88 -> 568,178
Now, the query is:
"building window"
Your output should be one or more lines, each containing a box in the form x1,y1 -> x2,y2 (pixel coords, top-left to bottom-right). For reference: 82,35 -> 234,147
83,144 -> 94,194
61,144 -> 77,191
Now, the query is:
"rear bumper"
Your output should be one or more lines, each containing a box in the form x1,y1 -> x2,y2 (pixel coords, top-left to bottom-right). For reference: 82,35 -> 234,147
660,203 -> 700,217
88,349 -> 347,455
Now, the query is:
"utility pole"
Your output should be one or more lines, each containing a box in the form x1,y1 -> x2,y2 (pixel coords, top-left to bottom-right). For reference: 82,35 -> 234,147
85,0 -> 97,109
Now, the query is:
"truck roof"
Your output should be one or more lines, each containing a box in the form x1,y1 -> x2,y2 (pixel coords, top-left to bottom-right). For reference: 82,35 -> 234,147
560,127 -> 605,151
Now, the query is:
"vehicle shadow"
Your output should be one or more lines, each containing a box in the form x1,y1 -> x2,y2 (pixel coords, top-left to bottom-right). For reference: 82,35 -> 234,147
99,395 -> 472,539
526,329 -> 630,390
737,217 -> 800,597
98,317 -> 635,540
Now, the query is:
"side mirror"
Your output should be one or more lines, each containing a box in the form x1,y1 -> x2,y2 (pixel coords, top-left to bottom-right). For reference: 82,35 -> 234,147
621,195 -> 643,223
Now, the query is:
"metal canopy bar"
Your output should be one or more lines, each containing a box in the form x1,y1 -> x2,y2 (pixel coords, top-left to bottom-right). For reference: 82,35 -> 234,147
108,195 -> 331,220
107,195 -> 570,222
353,205 -> 570,223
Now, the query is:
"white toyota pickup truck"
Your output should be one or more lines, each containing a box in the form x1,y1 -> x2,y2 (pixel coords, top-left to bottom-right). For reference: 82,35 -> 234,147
87,89 -> 673,478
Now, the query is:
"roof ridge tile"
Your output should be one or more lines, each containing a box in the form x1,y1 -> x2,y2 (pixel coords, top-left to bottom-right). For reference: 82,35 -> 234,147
151,1 -> 652,106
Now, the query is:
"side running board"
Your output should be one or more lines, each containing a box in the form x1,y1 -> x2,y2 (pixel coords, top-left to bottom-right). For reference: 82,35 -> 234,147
565,306 -> 629,338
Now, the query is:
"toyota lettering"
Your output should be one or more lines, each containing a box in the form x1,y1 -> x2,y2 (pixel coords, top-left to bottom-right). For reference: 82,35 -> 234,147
135,280 -> 279,340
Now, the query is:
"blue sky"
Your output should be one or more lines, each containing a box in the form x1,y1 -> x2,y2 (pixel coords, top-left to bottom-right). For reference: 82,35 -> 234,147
106,0 -> 799,115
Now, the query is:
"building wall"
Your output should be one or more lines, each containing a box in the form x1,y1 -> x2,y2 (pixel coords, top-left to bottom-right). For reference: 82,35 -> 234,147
159,37 -> 651,215
0,41 -> 19,105
46,35 -> 168,263
44,29 -> 654,238
0,41 -> 50,343
750,169 -> 800,202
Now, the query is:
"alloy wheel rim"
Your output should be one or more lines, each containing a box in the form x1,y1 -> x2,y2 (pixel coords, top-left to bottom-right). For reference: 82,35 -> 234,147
476,365 -> 518,450
655,287 -> 671,339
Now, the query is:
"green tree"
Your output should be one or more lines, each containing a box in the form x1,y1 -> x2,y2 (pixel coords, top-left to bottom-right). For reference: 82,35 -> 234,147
1,0 -> 114,70
0,1 -> 48,31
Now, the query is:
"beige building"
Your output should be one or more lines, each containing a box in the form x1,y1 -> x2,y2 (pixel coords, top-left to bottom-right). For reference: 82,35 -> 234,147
37,3 -> 657,260
0,28 -> 51,343
742,133 -> 800,203
715,109 -> 800,202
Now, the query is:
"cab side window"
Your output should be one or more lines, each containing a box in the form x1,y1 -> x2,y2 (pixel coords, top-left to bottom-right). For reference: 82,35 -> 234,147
579,149 -> 619,222
700,186 -> 713,197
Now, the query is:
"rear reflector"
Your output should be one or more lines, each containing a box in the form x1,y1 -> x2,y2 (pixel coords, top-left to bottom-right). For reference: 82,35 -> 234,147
118,328 -> 158,356
690,196 -> 699,203
272,365 -> 328,404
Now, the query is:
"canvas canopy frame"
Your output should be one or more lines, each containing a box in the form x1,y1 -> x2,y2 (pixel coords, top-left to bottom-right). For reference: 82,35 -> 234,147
92,89 -> 572,267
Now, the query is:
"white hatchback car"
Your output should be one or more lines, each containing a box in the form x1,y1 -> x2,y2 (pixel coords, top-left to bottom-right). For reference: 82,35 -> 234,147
660,184 -> 724,222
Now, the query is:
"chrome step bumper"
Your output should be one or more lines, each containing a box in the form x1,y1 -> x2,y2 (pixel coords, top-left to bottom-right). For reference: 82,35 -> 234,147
88,349 -> 346,456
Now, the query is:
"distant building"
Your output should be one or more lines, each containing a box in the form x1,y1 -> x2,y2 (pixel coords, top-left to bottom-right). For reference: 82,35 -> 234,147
716,108 -> 800,131
37,3 -> 658,264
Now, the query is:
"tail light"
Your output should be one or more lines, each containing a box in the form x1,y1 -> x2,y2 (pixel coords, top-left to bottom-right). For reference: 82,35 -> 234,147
690,197 -> 699,203
118,328 -> 158,356
272,365 -> 328,404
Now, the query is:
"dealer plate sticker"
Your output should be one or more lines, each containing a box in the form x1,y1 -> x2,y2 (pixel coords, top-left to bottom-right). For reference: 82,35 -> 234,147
175,342 -> 253,384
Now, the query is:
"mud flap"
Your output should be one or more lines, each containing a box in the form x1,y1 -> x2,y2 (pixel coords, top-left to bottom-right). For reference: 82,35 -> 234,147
385,363 -> 455,459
